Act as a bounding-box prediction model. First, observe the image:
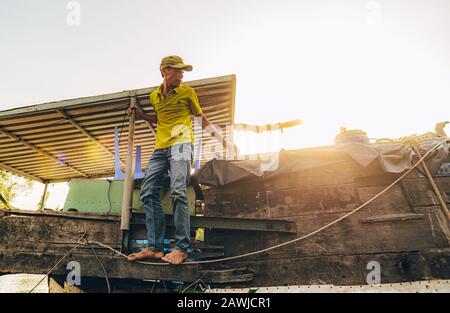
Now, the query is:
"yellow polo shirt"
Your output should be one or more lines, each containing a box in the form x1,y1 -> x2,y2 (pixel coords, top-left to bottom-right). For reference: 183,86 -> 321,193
150,83 -> 203,149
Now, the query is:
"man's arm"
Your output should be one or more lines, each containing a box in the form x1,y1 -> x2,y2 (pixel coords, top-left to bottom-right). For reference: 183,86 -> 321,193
198,112 -> 239,157
187,87 -> 239,156
127,105 -> 157,124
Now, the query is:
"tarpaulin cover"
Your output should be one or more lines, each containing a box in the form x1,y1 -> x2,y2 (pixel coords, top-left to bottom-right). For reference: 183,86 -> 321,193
196,140 -> 449,187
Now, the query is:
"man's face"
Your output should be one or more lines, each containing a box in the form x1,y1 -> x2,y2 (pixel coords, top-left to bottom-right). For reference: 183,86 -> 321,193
163,67 -> 184,88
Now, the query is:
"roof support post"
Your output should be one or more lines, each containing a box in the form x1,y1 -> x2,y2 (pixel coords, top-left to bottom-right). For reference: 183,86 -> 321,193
120,93 -> 136,253
39,182 -> 48,211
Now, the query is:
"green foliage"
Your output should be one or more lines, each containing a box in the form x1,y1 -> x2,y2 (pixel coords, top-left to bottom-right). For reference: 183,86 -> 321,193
0,170 -> 33,209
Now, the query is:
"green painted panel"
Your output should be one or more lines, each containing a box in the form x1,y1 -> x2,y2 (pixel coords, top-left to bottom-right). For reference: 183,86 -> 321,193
63,178 -> 195,215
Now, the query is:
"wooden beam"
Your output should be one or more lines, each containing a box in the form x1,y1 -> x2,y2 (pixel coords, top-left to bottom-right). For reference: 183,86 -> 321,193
0,93 -> 131,117
27,168 -> 80,177
2,149 -> 113,166
55,108 -> 126,168
0,161 -> 44,183
39,182 -> 48,211
0,126 -> 88,177
47,172 -> 115,183
16,129 -> 81,141
0,251 -> 253,284
10,162 -> 63,171
120,94 -> 136,233
412,145 -> 450,221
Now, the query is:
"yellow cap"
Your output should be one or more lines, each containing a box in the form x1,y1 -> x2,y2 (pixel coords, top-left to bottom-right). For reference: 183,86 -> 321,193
160,55 -> 193,71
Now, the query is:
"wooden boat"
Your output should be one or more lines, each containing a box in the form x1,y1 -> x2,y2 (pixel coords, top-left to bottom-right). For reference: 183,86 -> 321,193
0,75 -> 449,292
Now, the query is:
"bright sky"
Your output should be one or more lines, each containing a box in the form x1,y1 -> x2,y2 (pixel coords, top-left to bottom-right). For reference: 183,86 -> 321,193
1,0 -> 449,210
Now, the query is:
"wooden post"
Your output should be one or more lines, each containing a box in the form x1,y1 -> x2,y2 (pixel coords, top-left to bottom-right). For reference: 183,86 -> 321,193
120,93 -> 136,252
413,145 -> 450,221
39,182 -> 48,211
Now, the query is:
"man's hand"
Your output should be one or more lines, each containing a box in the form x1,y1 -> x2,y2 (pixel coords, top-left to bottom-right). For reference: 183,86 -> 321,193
127,104 -> 146,120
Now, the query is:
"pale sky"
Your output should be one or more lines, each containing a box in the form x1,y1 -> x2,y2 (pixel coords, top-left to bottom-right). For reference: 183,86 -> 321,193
1,0 -> 449,210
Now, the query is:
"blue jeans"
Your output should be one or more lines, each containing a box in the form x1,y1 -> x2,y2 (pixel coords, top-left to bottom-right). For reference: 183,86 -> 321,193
140,142 -> 193,253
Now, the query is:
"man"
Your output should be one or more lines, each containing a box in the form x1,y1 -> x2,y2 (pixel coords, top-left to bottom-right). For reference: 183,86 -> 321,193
127,55 -> 238,264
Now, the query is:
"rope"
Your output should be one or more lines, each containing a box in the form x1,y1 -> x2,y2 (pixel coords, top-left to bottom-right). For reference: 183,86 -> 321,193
88,139 -> 448,266
180,275 -> 207,293
28,233 -> 87,293
84,236 -> 111,293
28,232 -> 112,293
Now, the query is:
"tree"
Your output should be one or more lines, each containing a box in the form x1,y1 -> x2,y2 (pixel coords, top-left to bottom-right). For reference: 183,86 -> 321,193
0,170 -> 33,209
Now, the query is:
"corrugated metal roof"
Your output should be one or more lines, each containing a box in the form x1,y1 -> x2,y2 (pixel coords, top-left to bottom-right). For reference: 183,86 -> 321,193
0,74 -> 236,183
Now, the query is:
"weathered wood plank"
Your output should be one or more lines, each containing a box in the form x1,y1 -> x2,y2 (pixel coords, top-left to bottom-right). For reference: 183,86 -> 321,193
204,210 -> 449,260
402,177 -> 450,206
212,248 -> 450,287
0,213 -> 122,254
0,251 -> 253,284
